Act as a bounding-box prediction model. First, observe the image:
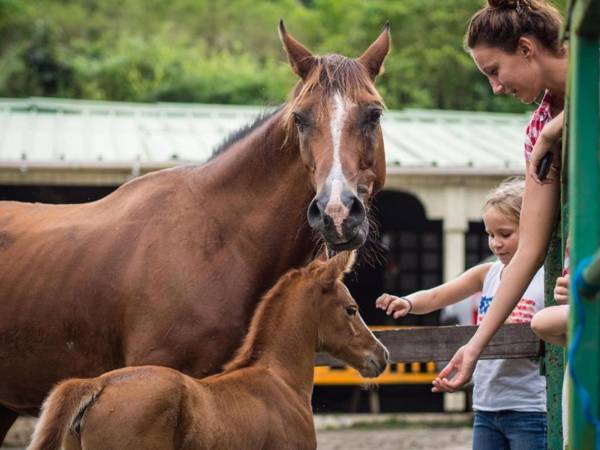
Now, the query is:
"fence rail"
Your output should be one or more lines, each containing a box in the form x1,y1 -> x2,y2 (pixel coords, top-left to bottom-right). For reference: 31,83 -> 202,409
316,323 -> 541,367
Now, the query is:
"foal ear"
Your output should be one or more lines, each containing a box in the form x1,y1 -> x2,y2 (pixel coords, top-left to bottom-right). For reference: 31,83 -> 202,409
357,22 -> 391,81
318,251 -> 357,289
314,248 -> 329,262
278,20 -> 315,80
333,250 -> 357,274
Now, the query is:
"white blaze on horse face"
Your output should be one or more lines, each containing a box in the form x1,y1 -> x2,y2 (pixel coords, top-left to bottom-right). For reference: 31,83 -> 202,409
323,92 -> 352,237
360,313 -> 384,347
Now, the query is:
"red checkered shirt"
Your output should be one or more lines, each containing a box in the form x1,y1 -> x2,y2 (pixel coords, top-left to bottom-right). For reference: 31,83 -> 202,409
524,90 -> 555,162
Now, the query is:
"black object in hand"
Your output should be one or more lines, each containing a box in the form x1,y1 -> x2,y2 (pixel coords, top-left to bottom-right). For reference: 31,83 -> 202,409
537,152 -> 553,181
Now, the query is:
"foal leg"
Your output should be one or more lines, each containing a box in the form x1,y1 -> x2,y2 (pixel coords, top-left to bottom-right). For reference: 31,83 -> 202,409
0,405 -> 18,445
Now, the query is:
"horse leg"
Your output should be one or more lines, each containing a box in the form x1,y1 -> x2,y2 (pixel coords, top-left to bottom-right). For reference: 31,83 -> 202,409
0,405 -> 18,445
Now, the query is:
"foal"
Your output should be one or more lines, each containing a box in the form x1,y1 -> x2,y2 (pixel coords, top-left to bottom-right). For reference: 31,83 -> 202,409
28,251 -> 388,450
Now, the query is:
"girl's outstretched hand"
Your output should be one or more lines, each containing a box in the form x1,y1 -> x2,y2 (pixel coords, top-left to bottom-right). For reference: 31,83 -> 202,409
431,343 -> 480,393
375,293 -> 412,319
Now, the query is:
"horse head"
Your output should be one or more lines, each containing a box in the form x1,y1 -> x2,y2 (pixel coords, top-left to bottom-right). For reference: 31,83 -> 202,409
309,251 -> 389,377
279,22 -> 390,251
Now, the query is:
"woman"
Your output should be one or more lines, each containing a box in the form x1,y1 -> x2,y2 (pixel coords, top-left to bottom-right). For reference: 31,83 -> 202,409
432,0 -> 567,393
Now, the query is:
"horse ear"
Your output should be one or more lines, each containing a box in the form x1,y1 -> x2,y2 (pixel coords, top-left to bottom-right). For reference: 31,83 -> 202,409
278,20 -> 315,80
357,22 -> 391,81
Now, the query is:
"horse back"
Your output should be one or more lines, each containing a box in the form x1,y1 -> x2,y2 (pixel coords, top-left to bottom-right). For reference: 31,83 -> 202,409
182,367 -> 316,449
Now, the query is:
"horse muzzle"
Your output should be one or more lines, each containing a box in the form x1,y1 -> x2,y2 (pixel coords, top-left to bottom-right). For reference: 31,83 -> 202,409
307,190 -> 368,251
359,344 -> 389,378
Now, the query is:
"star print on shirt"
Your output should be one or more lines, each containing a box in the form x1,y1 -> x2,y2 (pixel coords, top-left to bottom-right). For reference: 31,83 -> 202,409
478,295 -> 536,324
479,296 -> 492,318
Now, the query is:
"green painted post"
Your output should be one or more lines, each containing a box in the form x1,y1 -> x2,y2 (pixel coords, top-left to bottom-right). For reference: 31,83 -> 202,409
545,229 -> 566,450
567,0 -> 600,448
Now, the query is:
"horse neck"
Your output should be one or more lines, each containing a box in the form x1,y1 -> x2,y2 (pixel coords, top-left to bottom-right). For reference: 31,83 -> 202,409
189,109 -> 315,275
225,274 -> 320,398
193,109 -> 310,213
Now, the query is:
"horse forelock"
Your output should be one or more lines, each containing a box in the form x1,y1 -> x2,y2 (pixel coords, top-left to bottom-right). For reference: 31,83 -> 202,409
222,267 -> 316,372
281,54 -> 384,135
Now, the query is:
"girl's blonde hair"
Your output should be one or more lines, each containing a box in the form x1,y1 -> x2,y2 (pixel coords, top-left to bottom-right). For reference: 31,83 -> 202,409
482,177 -> 525,223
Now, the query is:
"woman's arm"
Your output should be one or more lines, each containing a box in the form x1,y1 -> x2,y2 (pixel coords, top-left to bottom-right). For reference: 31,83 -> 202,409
375,263 -> 492,318
529,111 -> 564,184
432,169 -> 560,392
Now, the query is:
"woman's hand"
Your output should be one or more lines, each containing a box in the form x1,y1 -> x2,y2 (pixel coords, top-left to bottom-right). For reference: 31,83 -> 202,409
529,112 -> 564,184
431,343 -> 481,393
375,293 -> 412,319
554,274 -> 570,304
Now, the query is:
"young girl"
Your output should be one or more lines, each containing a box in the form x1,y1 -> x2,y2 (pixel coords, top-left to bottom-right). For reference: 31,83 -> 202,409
434,0 -> 566,394
376,178 -> 547,450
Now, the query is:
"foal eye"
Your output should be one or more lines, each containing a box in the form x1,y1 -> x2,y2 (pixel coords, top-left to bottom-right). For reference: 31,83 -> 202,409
345,306 -> 357,316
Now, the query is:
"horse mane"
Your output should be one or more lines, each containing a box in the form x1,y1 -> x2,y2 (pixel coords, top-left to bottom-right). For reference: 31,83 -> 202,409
281,54 -> 385,134
210,108 -> 282,159
222,267 -> 313,372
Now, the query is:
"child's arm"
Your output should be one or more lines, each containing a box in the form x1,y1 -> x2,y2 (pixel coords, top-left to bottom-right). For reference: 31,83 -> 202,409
531,304 -> 569,346
375,262 -> 493,319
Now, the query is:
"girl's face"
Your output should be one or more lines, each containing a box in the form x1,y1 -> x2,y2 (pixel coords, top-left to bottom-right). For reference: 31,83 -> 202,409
471,40 -> 543,104
482,206 -> 519,265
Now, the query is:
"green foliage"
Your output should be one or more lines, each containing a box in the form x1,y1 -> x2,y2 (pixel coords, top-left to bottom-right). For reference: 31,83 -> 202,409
0,0 -> 566,111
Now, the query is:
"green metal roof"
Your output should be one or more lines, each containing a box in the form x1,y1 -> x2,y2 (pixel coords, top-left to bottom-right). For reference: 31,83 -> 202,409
0,97 -> 532,175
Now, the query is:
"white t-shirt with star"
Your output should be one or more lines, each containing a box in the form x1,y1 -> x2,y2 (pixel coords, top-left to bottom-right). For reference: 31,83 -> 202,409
472,262 -> 546,412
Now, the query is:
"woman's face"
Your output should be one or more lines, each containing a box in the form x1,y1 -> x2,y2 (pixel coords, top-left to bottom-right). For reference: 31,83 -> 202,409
471,41 -> 543,104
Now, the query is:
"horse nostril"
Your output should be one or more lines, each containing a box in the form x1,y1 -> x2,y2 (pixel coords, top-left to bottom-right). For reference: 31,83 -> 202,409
307,198 -> 323,227
347,195 -> 366,224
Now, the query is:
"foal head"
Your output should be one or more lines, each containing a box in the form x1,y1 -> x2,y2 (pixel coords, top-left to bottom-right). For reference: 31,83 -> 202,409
310,251 -> 388,377
279,22 -> 390,251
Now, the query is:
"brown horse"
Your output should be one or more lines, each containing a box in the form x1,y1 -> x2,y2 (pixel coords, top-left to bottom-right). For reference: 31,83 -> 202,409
0,22 -> 390,442
27,251 -> 388,450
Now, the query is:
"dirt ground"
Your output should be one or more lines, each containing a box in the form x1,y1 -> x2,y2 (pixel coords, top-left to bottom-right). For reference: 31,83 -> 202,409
317,428 -> 471,450
315,414 -> 472,450
2,414 -> 473,450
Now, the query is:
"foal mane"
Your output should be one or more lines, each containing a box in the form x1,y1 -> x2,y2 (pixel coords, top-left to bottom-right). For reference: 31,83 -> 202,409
222,267 -> 315,372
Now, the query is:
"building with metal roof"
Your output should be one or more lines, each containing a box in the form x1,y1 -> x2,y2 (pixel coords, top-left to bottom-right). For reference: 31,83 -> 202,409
0,97 -> 529,180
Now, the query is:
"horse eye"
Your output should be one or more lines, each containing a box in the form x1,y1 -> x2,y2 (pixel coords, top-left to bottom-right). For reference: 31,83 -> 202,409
292,112 -> 309,131
369,109 -> 382,123
345,306 -> 357,316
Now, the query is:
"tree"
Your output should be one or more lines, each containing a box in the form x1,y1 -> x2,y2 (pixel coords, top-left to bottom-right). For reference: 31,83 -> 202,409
0,0 -> 566,112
